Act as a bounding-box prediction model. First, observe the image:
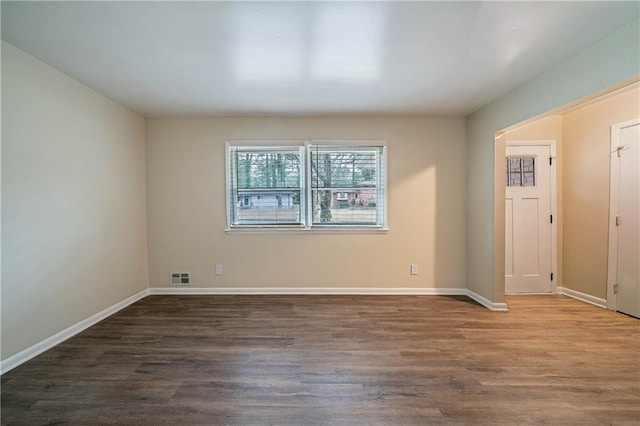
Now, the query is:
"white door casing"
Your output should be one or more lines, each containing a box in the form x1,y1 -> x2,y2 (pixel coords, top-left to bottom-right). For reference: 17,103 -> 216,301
505,143 -> 555,294
607,119 -> 640,318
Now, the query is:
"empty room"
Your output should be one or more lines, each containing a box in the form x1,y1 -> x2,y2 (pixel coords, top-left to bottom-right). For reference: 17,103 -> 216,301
1,1 -> 639,424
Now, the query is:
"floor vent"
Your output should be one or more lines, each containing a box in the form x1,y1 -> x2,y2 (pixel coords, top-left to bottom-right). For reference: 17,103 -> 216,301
171,272 -> 191,286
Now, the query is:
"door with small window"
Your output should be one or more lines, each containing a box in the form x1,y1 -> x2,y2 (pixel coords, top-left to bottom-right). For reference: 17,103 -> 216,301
505,144 -> 552,293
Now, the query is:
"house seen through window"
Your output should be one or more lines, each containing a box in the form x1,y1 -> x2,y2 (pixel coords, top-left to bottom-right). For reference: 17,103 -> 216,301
226,142 -> 387,230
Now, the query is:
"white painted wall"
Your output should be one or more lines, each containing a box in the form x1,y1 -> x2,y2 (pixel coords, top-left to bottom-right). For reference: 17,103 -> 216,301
466,19 -> 639,304
146,116 -> 466,289
1,42 -> 149,360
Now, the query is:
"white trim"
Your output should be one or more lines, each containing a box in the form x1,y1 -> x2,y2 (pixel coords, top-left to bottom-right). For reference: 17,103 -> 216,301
225,140 -> 388,231
505,140 -> 558,294
607,118 -> 640,310
549,141 -> 558,294
225,227 -> 388,235
558,287 -> 607,309
0,289 -> 150,375
150,287 -> 510,311
466,290 -> 509,312
503,139 -> 555,147
380,145 -> 388,228
149,286 -> 468,296
225,141 -> 232,229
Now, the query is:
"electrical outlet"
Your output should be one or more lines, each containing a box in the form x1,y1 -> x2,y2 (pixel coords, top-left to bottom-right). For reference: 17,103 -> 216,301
410,264 -> 418,275
215,264 -> 224,275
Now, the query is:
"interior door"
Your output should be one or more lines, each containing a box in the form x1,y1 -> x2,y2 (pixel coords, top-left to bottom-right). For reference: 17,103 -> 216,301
612,121 -> 640,318
505,145 -> 552,293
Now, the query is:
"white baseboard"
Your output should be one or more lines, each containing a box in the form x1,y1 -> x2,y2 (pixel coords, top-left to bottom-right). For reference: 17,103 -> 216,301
2,286 -> 509,373
557,286 -> 607,309
0,288 -> 150,375
466,290 -> 509,312
151,287 -> 509,311
150,286 -> 468,296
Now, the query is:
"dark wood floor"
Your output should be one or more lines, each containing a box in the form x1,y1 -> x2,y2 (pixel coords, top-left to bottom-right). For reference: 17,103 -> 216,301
2,295 -> 639,425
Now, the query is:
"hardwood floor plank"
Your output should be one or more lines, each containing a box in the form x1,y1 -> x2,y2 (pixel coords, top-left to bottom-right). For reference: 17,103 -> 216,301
2,294 -> 639,425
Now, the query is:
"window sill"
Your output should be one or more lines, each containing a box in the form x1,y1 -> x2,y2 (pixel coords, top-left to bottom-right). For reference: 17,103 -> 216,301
225,226 -> 389,235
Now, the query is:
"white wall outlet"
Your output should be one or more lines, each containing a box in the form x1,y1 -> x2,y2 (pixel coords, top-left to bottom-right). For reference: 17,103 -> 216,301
410,264 -> 418,275
215,264 -> 224,275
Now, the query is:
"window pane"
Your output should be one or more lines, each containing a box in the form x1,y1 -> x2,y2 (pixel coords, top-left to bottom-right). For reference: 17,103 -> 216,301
235,190 -> 301,224
311,149 -> 378,188
522,157 -> 536,186
505,156 -> 536,187
236,150 -> 300,188
310,146 -> 384,226
229,146 -> 303,226
312,189 -> 377,225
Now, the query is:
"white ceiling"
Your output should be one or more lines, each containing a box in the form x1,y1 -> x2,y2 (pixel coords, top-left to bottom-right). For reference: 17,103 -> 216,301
2,1 -> 638,117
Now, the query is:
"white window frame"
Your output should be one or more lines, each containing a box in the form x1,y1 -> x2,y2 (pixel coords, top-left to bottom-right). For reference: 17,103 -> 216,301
226,141 -> 306,229
225,140 -> 388,233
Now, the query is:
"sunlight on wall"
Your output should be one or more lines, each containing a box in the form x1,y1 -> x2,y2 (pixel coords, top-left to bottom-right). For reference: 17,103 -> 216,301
392,165 -> 437,285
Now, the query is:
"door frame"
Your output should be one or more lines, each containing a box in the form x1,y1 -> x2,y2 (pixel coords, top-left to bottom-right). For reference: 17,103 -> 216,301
505,140 -> 558,294
607,118 -> 640,310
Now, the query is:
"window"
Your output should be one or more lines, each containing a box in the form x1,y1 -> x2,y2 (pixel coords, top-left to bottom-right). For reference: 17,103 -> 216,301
226,142 -> 387,230
506,156 -> 536,187
310,145 -> 384,226
227,145 -> 304,226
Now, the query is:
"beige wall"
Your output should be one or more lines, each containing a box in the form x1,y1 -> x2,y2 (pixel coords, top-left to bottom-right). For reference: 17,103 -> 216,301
506,115 -> 563,141
467,19 -> 639,304
1,42 -> 149,360
496,86 -> 639,300
505,115 -> 564,286
562,87 -> 639,299
146,116 -> 466,289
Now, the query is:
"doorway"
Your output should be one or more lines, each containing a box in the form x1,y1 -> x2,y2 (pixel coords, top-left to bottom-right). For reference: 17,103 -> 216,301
607,119 -> 640,318
505,141 -> 556,294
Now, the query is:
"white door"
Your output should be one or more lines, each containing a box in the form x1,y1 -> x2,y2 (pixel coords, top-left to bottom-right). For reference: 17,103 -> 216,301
505,145 -> 552,293
609,120 -> 640,318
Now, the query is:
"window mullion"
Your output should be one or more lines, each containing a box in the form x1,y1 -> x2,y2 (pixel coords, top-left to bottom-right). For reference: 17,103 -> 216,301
305,142 -> 312,229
